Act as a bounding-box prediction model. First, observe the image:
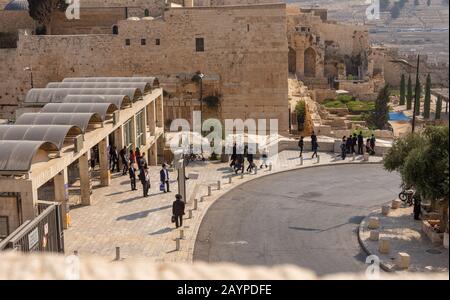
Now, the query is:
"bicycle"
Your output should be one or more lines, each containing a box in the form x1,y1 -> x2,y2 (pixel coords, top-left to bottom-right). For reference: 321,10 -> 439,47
398,189 -> 414,207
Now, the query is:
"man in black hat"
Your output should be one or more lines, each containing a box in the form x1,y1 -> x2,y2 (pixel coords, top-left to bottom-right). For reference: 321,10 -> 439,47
172,194 -> 185,228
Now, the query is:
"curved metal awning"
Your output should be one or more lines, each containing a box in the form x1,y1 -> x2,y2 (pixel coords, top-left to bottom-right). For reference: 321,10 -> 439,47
15,113 -> 103,133
0,125 -> 82,150
63,95 -> 132,109
24,88 -> 143,104
62,77 -> 160,88
46,82 -> 152,94
40,103 -> 118,121
0,140 -> 58,173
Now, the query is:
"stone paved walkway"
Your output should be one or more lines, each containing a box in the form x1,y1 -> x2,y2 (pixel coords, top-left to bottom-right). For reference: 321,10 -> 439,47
65,150 -> 382,263
359,206 -> 449,273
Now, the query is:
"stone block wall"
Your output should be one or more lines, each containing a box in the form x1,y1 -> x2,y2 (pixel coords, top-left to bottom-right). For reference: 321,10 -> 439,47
82,0 -> 165,17
4,4 -> 289,134
0,11 -> 35,34
49,8 -> 127,35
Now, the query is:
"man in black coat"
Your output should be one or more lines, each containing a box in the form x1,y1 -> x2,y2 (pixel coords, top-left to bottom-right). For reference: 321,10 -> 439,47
357,131 -> 364,155
310,132 -> 317,151
129,164 -> 137,191
298,136 -> 304,157
172,194 -> 185,228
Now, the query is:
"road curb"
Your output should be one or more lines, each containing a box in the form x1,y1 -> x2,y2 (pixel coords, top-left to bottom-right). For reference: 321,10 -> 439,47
187,159 -> 383,262
357,210 -> 395,273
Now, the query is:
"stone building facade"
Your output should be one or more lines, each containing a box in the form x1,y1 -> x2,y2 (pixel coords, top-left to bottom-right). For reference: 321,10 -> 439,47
1,3 -> 289,134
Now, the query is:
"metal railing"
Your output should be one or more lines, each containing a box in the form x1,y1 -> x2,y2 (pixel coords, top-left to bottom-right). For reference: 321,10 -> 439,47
0,203 -> 64,253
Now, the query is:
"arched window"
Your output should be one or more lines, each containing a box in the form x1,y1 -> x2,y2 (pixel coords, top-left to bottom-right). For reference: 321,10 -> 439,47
144,9 -> 150,17
112,25 -> 118,35
304,47 -> 316,77
288,47 -> 296,74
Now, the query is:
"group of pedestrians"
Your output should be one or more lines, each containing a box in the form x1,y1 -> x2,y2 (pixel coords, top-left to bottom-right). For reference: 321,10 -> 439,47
298,132 -> 319,159
104,144 -> 185,229
106,145 -> 173,198
340,131 -> 376,160
229,143 -> 269,174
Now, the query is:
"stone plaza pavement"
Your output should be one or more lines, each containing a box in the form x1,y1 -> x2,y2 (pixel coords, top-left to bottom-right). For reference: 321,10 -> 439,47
64,150 -> 382,263
359,206 -> 449,273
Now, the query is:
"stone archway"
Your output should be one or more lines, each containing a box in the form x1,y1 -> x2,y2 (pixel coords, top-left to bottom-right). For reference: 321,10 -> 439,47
288,47 -> 297,74
304,47 -> 316,77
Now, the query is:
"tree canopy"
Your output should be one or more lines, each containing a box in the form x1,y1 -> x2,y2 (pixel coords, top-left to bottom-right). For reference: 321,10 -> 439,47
384,126 -> 449,230
369,84 -> 390,129
27,0 -> 67,25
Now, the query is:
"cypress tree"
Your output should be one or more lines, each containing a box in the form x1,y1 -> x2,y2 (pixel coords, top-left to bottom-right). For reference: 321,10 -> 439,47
399,74 -> 406,105
406,75 -> 413,110
414,76 -> 421,116
423,74 -> 431,119
435,96 -> 442,120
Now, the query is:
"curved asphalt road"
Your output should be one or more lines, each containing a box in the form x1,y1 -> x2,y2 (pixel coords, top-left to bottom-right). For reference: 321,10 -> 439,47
193,164 -> 402,276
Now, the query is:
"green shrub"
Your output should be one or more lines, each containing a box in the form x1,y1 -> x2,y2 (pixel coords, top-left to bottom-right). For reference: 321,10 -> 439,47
323,100 -> 347,109
336,94 -> 354,103
347,100 -> 375,112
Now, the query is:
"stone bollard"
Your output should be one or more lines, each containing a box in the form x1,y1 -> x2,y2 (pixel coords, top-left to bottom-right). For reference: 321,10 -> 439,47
179,229 -> 184,240
254,167 -> 258,175
382,205 -> 391,216
396,252 -> 410,269
188,209 -> 193,219
300,156 -> 304,166
392,199 -> 402,209
208,186 -> 212,196
200,196 -> 205,202
193,198 -> 198,210
368,217 -> 380,229
370,230 -> 380,241
175,238 -> 180,251
269,165 -> 272,172
217,180 -> 221,190
363,153 -> 369,162
228,176 -> 233,184
317,155 -> 320,164
352,152 -> 356,161
240,173 -> 244,179
379,238 -> 390,254
115,247 -> 121,261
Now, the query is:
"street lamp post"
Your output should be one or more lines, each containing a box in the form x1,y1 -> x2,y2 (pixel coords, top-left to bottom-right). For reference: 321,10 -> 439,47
193,71 -> 205,158
390,55 -> 421,133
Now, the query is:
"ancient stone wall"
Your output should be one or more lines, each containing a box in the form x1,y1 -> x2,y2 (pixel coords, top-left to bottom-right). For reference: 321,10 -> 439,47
0,10 -> 35,33
287,8 -> 371,81
81,0 -> 165,17
6,5 -> 289,133
49,7 -> 126,35
0,48 -> 28,119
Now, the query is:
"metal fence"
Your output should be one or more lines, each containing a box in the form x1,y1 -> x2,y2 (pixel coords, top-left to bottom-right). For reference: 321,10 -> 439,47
0,202 -> 64,253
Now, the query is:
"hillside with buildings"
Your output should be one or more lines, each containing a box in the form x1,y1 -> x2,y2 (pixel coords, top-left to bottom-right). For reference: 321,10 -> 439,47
288,0 -> 449,64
